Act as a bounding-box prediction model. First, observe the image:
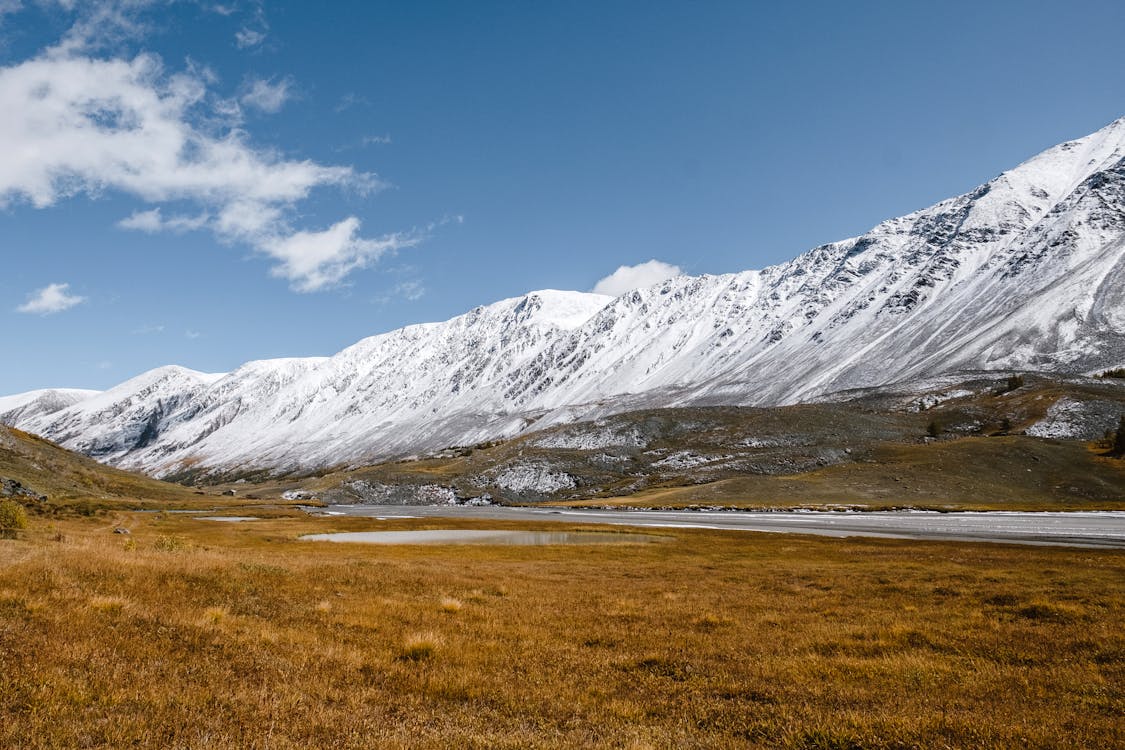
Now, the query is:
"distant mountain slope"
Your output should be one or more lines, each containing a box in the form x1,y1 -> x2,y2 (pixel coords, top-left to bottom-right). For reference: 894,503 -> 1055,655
0,388 -> 99,424
4,118 -> 1125,478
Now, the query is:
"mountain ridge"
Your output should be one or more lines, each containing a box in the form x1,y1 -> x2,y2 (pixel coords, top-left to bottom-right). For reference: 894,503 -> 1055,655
4,117 -> 1125,477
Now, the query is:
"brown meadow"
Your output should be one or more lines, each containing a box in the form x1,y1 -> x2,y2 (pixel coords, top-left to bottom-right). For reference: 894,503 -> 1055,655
0,510 -> 1121,748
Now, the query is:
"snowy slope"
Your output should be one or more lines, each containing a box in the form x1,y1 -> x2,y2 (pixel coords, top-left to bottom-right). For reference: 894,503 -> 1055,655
4,118 -> 1125,477
0,388 -> 100,426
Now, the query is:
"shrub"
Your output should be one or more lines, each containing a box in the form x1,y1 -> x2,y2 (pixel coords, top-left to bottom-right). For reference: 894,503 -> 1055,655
1004,374 -> 1025,392
1097,367 -> 1125,379
1112,415 -> 1125,457
926,420 -> 942,438
0,500 -> 28,539
153,534 -> 187,552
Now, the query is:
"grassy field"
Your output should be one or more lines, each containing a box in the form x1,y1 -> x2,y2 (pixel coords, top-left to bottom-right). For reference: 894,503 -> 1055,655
1,509 -> 1121,748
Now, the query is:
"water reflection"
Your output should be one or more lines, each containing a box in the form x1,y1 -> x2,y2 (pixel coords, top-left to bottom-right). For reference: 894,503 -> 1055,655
301,529 -> 662,545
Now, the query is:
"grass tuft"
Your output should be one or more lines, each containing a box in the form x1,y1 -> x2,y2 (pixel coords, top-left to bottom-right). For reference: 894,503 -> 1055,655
201,606 -> 228,626
1015,600 -> 1086,623
87,595 -> 128,614
398,633 -> 440,662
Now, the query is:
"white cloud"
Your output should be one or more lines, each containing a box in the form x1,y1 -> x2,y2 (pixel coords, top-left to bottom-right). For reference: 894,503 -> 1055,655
362,133 -> 391,146
0,38 -> 412,291
185,329 -> 201,339
240,76 -> 289,113
16,282 -> 86,314
592,260 -> 682,296
118,207 -> 210,233
264,217 -> 417,293
131,323 -> 164,334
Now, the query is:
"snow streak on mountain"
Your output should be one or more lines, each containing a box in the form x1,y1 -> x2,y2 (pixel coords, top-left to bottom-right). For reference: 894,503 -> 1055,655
5,118 -> 1125,477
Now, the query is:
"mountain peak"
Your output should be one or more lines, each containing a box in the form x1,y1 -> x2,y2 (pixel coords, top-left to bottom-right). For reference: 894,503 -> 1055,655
4,117 -> 1124,477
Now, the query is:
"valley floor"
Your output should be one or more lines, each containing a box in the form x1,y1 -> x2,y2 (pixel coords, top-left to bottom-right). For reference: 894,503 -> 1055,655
0,508 -> 1122,748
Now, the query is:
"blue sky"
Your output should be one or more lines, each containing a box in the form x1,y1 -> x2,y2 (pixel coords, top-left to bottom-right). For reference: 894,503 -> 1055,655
2,0 -> 1124,394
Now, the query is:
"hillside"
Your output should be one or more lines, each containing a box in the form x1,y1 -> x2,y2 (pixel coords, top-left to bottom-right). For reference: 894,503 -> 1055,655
0,423 -> 206,509
264,373 -> 1125,511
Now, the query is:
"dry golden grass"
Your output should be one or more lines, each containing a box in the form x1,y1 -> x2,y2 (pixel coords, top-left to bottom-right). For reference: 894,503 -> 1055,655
0,510 -> 1121,748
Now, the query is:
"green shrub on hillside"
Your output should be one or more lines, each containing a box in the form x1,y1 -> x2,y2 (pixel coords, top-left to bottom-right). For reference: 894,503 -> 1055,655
0,500 -> 28,539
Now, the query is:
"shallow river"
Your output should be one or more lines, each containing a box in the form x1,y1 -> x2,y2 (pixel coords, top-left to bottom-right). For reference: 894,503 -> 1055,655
306,505 -> 1125,549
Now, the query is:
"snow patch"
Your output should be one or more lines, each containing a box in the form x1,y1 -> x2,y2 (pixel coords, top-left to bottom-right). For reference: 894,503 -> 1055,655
1026,398 -> 1122,440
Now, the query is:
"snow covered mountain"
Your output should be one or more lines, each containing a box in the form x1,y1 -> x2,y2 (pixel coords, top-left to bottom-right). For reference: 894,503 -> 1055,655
5,117 -> 1125,477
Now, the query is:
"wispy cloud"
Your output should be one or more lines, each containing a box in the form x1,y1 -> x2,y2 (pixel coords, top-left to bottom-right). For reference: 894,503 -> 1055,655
234,0 -> 268,49
118,208 -> 210,233
234,26 -> 265,49
362,134 -> 392,146
185,329 -> 202,339
50,0 -> 162,55
335,92 -> 370,113
239,76 -> 290,113
393,280 -> 425,301
0,0 -> 22,27
16,282 -> 86,314
592,260 -> 682,296
0,5 -> 415,293
131,323 -> 165,334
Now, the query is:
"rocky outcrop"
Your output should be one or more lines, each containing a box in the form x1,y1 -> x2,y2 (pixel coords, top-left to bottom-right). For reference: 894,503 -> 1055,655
1,477 -> 46,502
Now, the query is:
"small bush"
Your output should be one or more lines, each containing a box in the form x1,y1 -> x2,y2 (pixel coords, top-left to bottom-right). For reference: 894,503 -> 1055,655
1006,374 -> 1025,391
692,613 -> 730,630
1097,367 -> 1125,379
439,597 -> 463,614
1111,415 -> 1125,457
153,535 -> 187,552
0,500 -> 28,539
926,420 -> 942,438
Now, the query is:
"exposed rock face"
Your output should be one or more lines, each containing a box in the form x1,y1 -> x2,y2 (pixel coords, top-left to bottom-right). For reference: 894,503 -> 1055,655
1,478 -> 46,502
4,118 -> 1125,478
321,480 -> 459,506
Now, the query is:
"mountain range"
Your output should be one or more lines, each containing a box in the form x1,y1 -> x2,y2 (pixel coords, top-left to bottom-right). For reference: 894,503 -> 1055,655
4,117 -> 1125,478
